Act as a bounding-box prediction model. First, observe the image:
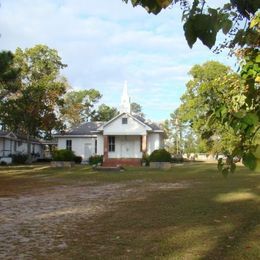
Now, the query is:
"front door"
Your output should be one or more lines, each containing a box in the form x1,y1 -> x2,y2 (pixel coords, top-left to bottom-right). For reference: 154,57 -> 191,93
121,136 -> 134,158
84,143 -> 92,160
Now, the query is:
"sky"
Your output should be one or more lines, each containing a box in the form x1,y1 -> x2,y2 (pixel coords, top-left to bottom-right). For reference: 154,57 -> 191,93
0,0 -> 237,121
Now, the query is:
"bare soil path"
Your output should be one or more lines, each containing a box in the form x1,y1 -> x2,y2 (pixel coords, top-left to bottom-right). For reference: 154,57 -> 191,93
0,179 -> 190,259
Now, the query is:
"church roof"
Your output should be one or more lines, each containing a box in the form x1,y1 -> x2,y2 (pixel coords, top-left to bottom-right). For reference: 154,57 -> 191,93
56,83 -> 163,136
56,114 -> 162,136
56,122 -> 104,136
132,115 -> 162,131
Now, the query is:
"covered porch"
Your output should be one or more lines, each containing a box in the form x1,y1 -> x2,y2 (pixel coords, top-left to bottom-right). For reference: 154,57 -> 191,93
103,135 -> 147,166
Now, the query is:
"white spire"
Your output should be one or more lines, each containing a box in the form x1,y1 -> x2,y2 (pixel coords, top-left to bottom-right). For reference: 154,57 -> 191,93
120,81 -> 131,114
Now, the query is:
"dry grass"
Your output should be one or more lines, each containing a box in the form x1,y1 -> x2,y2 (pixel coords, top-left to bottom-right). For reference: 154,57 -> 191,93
0,163 -> 259,259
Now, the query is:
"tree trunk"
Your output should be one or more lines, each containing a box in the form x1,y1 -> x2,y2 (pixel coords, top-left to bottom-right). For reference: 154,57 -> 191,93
26,133 -> 32,163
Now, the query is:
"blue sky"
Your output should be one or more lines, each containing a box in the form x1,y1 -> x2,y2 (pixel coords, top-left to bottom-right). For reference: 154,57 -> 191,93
0,0 -> 236,121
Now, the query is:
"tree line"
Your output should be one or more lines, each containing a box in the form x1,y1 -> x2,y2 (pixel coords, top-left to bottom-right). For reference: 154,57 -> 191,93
0,44 -> 145,160
125,0 -> 259,173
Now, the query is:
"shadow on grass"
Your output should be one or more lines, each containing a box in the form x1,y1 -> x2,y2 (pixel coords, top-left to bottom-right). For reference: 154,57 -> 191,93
1,163 -> 259,259
54,168 -> 260,259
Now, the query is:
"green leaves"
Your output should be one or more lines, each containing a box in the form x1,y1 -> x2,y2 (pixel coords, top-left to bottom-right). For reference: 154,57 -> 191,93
184,14 -> 218,48
123,0 -> 173,14
218,157 -> 236,177
124,0 -> 259,51
61,89 -> 102,127
242,113 -> 259,126
243,152 -> 257,171
222,19 -> 233,34
0,45 -> 68,139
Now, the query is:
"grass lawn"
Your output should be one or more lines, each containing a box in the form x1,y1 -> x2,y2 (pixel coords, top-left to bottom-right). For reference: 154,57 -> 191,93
0,163 -> 259,259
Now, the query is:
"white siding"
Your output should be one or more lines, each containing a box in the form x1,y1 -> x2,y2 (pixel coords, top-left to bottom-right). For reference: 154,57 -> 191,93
33,143 -> 43,157
3,139 -> 14,155
103,114 -> 148,135
57,137 -> 97,160
0,138 -> 4,156
97,134 -> 104,155
0,138 -> 44,158
16,142 -> 28,154
147,133 -> 163,155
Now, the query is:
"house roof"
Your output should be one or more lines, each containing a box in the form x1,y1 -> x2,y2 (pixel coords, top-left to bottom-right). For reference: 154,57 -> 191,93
56,114 -> 163,137
132,115 -> 163,131
0,130 -> 9,137
0,130 -> 43,143
56,122 -> 104,136
99,112 -> 152,130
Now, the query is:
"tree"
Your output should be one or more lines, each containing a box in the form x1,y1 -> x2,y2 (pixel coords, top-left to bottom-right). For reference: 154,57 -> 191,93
131,102 -> 145,117
0,45 -> 68,160
123,0 -> 259,50
178,61 -> 244,171
61,89 -> 102,127
91,104 -> 119,122
0,51 -> 21,130
0,51 -> 20,99
124,1 -> 260,171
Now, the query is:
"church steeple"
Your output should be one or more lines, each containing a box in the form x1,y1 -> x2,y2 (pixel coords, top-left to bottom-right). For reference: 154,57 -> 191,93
120,81 -> 131,114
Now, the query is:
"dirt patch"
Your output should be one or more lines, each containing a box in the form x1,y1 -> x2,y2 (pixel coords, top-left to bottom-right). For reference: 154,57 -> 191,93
0,181 -> 191,259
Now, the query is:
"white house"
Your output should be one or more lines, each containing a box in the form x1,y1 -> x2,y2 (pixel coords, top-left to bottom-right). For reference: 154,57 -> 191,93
56,83 -> 165,166
0,130 -> 45,163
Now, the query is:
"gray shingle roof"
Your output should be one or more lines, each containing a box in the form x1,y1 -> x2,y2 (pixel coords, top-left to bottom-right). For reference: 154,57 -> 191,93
0,130 -> 8,137
56,115 -> 162,137
59,122 -> 104,136
0,130 -> 42,143
132,115 -> 162,131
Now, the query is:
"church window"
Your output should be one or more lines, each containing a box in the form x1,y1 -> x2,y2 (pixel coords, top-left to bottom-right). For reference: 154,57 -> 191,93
122,118 -> 128,124
66,140 -> 72,151
108,136 -> 115,152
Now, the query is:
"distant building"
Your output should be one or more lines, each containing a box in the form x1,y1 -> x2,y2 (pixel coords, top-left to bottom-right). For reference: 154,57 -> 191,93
0,131 -> 45,164
55,83 -> 164,166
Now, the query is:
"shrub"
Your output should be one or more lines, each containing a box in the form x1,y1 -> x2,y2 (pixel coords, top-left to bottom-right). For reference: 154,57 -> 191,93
89,155 -> 103,165
149,149 -> 171,162
0,161 -> 7,166
37,158 -> 52,163
52,149 -> 75,161
141,153 -> 150,166
12,153 -> 28,164
74,156 -> 83,164
171,157 -> 184,163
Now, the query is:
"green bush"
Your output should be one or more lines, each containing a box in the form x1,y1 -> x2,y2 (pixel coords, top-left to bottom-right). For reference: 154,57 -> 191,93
37,158 -> 52,163
52,149 -> 75,161
149,149 -> 171,162
0,161 -> 7,166
141,153 -> 150,166
171,157 -> 184,163
74,156 -> 83,164
89,155 -> 103,165
12,153 -> 28,164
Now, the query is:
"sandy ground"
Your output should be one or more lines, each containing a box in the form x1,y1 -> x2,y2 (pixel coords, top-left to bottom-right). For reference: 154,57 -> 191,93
0,181 -> 190,259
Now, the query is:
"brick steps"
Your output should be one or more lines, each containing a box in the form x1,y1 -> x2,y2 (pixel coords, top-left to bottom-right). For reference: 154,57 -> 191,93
103,158 -> 141,167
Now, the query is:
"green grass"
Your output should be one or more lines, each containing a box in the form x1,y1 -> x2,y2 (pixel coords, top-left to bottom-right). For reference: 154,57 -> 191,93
0,163 -> 259,259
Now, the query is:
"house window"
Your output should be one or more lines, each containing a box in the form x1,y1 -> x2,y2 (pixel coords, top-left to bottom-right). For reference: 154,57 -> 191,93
108,136 -> 115,152
66,140 -> 72,151
95,139 -> 97,154
140,136 -> 142,152
122,118 -> 128,124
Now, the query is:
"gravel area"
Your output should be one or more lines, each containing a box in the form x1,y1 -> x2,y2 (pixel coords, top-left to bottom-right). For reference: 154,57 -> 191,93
0,181 -> 191,259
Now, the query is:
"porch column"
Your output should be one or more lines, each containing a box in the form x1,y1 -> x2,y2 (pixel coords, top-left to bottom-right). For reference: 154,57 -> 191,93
142,135 -> 147,153
103,135 -> 108,162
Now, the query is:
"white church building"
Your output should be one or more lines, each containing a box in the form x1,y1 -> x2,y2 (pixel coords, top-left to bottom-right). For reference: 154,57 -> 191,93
56,83 -> 164,166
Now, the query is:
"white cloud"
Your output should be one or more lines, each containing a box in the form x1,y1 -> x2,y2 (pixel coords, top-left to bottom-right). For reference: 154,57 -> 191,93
0,0 -> 236,120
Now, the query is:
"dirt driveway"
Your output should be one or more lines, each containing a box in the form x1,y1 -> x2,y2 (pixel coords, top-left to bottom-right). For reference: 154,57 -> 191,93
0,180 -> 190,259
